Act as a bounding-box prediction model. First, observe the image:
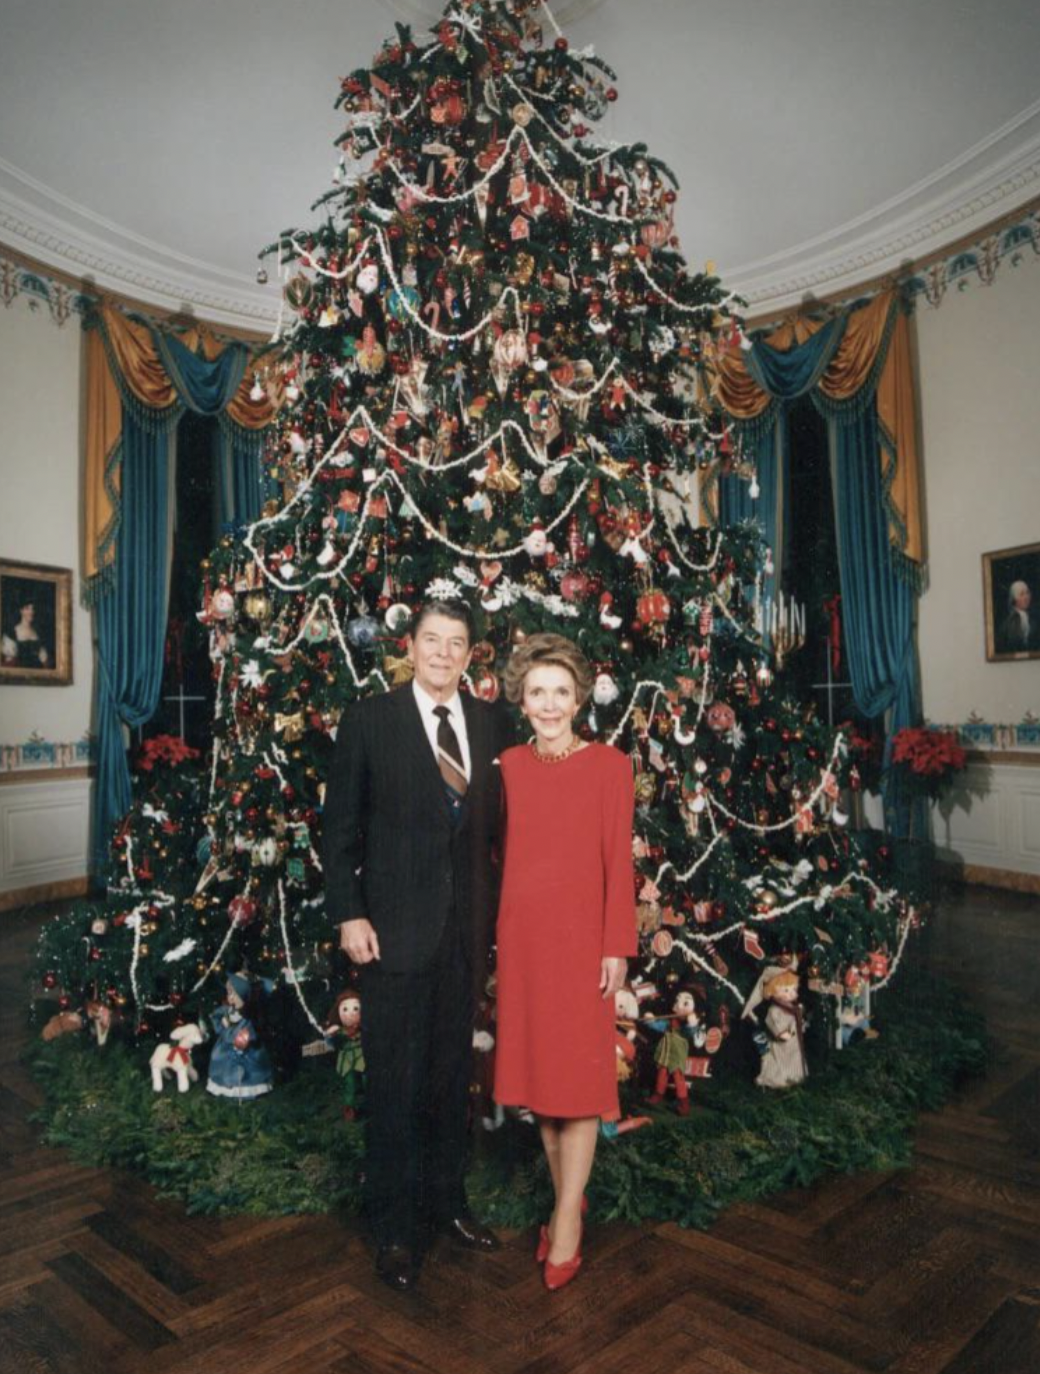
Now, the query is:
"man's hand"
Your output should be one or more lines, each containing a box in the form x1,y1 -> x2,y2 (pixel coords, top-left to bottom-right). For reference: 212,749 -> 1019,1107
340,919 -> 381,964
600,956 -> 628,1000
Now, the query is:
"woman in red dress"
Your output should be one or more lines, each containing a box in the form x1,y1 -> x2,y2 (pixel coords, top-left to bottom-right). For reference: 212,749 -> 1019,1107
494,634 -> 636,1291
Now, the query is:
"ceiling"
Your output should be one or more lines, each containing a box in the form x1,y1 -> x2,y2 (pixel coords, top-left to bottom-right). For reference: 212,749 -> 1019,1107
1,0 -> 1038,329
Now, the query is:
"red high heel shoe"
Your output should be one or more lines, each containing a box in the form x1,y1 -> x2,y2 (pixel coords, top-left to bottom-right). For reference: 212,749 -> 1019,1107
535,1195 -> 588,1264
543,1224 -> 583,1292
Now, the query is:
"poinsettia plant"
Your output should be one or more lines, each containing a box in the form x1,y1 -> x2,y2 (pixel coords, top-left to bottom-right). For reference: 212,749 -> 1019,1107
135,734 -> 201,772
890,727 -> 967,799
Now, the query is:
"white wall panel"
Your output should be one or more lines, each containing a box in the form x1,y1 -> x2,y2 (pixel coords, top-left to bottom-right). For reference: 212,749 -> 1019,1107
933,762 -> 1040,877
0,778 -> 91,894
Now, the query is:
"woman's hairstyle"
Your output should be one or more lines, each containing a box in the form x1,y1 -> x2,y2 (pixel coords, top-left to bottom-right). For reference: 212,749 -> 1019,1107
503,632 -> 594,706
409,597 -> 475,644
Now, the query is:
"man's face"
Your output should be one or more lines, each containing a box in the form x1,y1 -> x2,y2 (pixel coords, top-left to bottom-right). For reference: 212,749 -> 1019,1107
1014,585 -> 1032,611
408,612 -> 472,700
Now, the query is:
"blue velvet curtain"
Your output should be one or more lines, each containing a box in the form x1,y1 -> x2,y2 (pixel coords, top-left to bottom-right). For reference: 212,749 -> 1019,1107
93,410 -> 178,872
153,329 -> 268,527
152,330 -> 248,413
745,316 -> 846,400
217,415 -> 269,528
828,411 -> 921,834
719,318 -> 845,573
91,327 -> 263,874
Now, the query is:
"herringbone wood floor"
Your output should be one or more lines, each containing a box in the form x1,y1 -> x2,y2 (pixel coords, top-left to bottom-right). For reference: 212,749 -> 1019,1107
1,888 -> 1037,1374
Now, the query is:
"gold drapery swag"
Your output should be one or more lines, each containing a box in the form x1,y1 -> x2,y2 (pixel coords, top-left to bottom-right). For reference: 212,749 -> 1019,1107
713,291 -> 923,569
84,303 -> 279,594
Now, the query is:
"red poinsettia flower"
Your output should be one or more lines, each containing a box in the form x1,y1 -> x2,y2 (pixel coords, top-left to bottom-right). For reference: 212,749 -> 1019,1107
890,728 -> 967,787
137,735 -> 201,772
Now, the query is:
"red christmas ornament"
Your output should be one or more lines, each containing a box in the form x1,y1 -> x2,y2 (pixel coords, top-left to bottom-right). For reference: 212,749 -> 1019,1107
228,894 -> 260,927
636,589 -> 671,625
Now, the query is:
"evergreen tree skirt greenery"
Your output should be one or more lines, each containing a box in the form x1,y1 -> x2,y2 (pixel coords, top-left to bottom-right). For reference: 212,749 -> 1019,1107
27,973 -> 986,1229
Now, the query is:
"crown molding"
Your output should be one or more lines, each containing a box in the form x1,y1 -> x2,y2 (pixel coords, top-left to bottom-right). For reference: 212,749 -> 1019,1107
2,98 -> 1039,332
724,99 -> 1040,317
0,158 -> 281,330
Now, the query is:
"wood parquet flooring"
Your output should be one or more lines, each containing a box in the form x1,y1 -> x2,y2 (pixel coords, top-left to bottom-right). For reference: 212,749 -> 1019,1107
1,887 -> 1037,1374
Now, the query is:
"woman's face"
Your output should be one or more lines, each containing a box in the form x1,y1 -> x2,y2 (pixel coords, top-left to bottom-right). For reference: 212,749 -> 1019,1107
522,663 -> 578,747
19,603 -> 34,625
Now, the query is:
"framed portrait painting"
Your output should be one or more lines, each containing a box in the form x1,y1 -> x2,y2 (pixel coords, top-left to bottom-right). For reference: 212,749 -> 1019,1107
983,542 -> 1040,662
0,560 -> 73,685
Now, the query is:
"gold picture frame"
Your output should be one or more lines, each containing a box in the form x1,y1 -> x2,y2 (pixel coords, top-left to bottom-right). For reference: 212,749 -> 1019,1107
0,559 -> 73,685
983,542 -> 1040,662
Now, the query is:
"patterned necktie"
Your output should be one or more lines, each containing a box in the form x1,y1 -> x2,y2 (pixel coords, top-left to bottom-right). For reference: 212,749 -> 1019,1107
433,705 -> 468,799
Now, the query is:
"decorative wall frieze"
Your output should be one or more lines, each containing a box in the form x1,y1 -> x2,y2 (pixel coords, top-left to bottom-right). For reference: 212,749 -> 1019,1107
0,254 -> 91,326
903,209 -> 1040,307
932,712 -> 1040,753
0,733 -> 94,775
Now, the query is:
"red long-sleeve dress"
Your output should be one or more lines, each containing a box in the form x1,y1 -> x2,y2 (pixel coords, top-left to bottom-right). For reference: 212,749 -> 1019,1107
493,742 -> 637,1119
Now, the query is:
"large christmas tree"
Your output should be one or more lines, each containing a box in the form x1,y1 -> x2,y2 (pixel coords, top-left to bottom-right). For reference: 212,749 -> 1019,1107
38,0 -> 913,1090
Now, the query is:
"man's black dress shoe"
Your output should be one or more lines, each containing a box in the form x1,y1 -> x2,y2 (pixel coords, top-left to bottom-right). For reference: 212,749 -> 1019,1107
375,1243 -> 419,1292
442,1214 -> 501,1252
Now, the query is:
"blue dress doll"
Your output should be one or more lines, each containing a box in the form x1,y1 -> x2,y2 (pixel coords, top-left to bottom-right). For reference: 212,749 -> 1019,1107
206,972 -> 273,1101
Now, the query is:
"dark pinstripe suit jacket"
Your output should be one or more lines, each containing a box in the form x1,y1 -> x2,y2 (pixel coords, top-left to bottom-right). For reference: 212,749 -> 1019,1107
322,685 -> 513,974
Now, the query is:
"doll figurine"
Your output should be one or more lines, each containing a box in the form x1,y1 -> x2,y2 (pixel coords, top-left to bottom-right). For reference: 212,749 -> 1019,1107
643,988 -> 708,1116
325,988 -> 365,1121
206,972 -> 273,1101
756,970 -> 808,1089
600,986 -> 651,1140
838,967 -> 880,1047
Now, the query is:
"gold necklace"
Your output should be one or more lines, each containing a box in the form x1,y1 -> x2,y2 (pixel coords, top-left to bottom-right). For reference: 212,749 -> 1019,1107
530,737 -> 585,764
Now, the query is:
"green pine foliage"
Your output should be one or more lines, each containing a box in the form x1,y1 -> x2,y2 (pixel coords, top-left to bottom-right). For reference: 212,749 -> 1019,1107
27,974 -> 985,1224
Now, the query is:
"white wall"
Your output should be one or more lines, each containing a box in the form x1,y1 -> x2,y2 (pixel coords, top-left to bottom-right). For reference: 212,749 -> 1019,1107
914,261 -> 1040,881
0,296 -> 93,896
0,298 -> 92,746
915,262 -> 1040,727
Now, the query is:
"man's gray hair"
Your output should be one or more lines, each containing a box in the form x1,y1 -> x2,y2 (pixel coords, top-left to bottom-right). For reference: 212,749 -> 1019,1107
1009,580 -> 1030,606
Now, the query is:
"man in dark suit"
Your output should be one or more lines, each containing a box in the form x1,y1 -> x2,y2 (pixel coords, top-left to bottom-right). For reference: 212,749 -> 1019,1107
322,598 -> 512,1292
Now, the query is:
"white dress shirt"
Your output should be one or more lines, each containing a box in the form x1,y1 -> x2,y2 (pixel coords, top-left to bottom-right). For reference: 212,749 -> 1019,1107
412,679 -> 471,781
